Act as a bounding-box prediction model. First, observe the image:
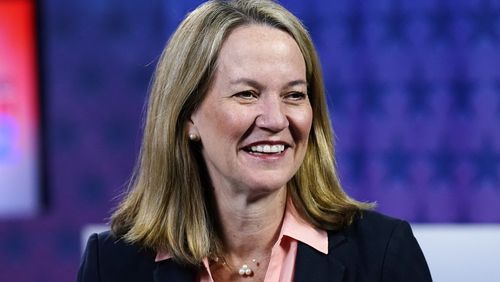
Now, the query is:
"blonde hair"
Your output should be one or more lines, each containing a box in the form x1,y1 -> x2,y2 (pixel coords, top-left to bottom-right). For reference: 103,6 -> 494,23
111,0 -> 372,266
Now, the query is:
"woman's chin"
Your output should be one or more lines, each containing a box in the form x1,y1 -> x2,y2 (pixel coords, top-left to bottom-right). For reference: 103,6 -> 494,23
239,180 -> 288,198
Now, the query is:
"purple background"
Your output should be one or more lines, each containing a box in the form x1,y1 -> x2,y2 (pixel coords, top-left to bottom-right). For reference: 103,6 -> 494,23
0,0 -> 499,280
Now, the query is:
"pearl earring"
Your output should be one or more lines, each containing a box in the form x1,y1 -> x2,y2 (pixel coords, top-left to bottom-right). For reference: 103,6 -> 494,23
189,133 -> 199,141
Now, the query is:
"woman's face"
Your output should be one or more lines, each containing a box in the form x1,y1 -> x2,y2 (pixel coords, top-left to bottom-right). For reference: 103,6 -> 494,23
189,24 -> 312,197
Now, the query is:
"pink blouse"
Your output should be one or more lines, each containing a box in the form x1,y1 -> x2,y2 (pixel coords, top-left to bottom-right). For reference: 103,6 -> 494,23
155,200 -> 328,281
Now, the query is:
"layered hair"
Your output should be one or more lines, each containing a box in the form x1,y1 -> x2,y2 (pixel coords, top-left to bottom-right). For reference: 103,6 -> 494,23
111,0 -> 372,266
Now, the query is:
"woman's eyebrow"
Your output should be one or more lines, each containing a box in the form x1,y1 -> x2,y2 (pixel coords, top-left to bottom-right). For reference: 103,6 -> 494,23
229,78 -> 262,88
229,78 -> 308,88
287,79 -> 308,87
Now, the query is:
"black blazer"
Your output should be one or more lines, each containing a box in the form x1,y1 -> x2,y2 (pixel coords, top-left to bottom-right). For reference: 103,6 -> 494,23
77,211 -> 432,281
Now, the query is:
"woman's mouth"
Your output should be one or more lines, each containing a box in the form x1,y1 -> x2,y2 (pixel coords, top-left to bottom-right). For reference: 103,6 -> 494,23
249,144 -> 285,154
242,143 -> 289,155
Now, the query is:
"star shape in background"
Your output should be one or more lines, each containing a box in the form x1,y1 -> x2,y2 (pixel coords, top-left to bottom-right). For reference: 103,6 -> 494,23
345,146 -> 368,183
343,3 -> 365,46
76,63 -> 104,95
383,141 -> 412,183
472,139 -> 500,186
326,79 -> 347,114
468,0 -> 500,44
430,143 -> 457,183
51,119 -> 79,151
496,80 -> 500,115
406,69 -> 433,116
100,7 -> 131,39
449,73 -> 475,116
382,0 -> 410,46
79,174 -> 106,205
359,76 -> 386,116
1,231 -> 28,262
299,5 -> 327,41
53,228 -> 79,259
427,2 -> 455,45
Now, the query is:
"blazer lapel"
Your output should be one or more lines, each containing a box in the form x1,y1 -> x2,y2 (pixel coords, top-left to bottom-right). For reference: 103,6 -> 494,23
152,232 -> 348,282
294,231 -> 347,282
153,260 -> 196,282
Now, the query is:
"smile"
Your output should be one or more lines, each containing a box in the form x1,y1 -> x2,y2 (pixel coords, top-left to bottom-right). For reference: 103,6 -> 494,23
242,142 -> 289,155
249,144 -> 285,154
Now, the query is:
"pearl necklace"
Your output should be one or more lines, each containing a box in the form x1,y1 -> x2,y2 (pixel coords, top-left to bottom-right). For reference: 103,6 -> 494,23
239,264 -> 253,276
238,259 -> 258,276
214,257 -> 259,277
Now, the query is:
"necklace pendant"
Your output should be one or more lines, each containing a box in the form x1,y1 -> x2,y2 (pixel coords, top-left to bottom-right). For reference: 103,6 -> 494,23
238,264 -> 253,276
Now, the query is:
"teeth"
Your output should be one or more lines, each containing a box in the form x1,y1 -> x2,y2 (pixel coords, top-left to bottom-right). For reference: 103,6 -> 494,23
249,144 -> 285,153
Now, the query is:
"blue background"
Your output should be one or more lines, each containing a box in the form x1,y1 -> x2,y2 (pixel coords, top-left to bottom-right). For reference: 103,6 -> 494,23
0,0 -> 499,280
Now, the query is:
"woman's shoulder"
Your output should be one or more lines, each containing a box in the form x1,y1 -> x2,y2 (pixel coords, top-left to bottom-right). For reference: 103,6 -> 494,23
78,230 -> 156,282
340,209 -> 415,244
89,230 -> 150,255
355,209 -> 409,230
322,210 -> 432,281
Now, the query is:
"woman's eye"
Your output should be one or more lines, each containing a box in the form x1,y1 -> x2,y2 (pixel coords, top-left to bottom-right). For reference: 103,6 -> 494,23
285,92 -> 307,101
234,91 -> 257,100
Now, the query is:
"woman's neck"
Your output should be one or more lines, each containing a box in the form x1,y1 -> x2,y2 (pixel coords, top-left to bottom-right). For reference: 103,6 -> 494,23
212,185 -> 287,262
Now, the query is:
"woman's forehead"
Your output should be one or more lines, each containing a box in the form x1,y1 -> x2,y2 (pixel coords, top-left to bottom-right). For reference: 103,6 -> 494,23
214,25 -> 306,83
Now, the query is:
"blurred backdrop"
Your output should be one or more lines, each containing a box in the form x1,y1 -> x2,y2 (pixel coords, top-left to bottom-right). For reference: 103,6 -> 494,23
0,0 -> 499,280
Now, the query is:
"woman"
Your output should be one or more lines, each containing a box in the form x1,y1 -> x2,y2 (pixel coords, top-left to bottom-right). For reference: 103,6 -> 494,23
78,0 -> 431,281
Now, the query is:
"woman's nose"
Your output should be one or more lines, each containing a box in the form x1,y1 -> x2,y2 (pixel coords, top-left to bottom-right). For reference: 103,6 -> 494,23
255,97 -> 289,132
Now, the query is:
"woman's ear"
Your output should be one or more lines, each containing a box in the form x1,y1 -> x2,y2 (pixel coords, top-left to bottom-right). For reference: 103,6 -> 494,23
186,119 -> 200,141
